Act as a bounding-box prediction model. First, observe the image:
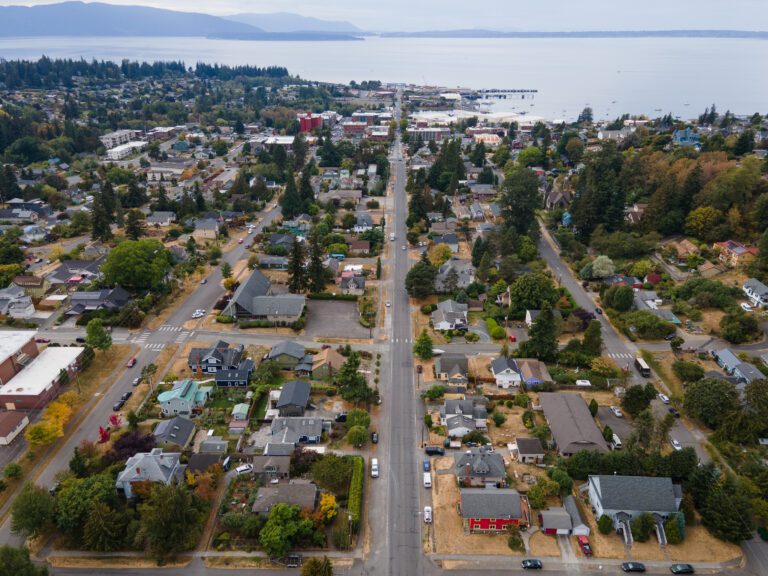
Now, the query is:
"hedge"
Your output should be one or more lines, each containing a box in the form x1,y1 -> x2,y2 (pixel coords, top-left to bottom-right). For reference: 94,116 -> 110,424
308,292 -> 358,301
348,456 -> 364,533
216,315 -> 235,323
239,318 -> 306,331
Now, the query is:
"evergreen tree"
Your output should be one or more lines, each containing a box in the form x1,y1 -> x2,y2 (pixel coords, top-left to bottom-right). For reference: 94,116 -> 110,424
194,182 -> 206,212
471,237 -> 486,267
124,180 -> 147,208
444,267 -> 459,294
100,181 -> 116,220
299,167 -> 314,211
376,257 -> 382,280
85,318 -> 112,351
293,132 -> 308,169
413,329 -> 434,360
476,252 -> 492,282
154,184 -> 171,211
280,171 -> 303,220
83,502 -> 123,552
288,238 -> 307,293
307,232 -> 326,294
124,209 -> 146,240
522,302 -> 559,361
581,320 -> 603,356
178,190 -> 196,218
90,192 -> 113,242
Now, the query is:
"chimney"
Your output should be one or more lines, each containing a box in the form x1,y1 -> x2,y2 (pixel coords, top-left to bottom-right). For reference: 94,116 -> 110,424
136,467 -> 141,475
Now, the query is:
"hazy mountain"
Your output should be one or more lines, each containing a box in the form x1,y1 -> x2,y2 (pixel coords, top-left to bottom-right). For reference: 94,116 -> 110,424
0,1 -> 262,37
227,12 -> 361,34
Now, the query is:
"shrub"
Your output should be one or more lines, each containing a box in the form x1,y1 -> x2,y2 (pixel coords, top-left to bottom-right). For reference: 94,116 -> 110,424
215,315 -> 235,324
348,457 -> 364,533
492,412 -> 507,427
490,326 -> 506,339
332,521 -> 351,550
522,410 -> 535,428
631,512 -> 656,542
672,361 -> 705,382
598,514 -> 613,534
506,523 -> 524,551
3,462 -> 22,479
514,394 -> 530,408
421,304 -> 437,314
309,292 -> 359,301
424,414 -> 433,429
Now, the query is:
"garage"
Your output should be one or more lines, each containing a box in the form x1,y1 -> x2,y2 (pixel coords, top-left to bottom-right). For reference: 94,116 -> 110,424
539,507 -> 572,535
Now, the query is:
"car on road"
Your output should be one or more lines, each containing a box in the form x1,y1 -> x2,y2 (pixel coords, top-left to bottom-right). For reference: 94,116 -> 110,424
112,400 -> 124,411
34,257 -> 43,263
371,458 -> 379,478
610,405 -> 623,418
658,393 -> 670,404
521,559 -> 543,570
126,357 -> 137,368
425,446 -> 445,456
595,307 -> 603,315
665,332 -> 677,341
402,245 -> 406,250
671,439 -> 682,451
621,562 -> 646,573
238,238 -> 244,244
670,564 -> 694,574
201,278 -> 208,284
120,391 -> 133,402
423,458 -> 431,472
576,535 -> 592,557
385,301 -> 391,307
423,506 -> 433,523
131,377 -> 141,387
75,337 -> 86,343
35,338 -> 51,343
740,302 -> 753,312
668,407 -> 681,418
371,431 -> 379,444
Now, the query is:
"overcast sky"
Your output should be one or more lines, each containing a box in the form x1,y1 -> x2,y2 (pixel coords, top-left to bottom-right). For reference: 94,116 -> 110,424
5,0 -> 768,31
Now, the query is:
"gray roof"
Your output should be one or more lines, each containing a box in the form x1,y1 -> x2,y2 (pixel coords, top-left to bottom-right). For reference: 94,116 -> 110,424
589,475 -> 680,513
152,416 -> 195,446
195,218 -> 219,231
264,442 -> 296,456
460,488 -> 522,519
268,340 -> 306,360
230,269 -> 272,311
340,275 -> 366,290
539,393 -> 609,455
252,482 -> 318,514
442,399 -> 487,420
491,356 -> 518,375
714,349 -> 741,371
540,507 -> 573,530
454,448 -> 506,480
251,295 -> 306,317
277,380 -> 311,409
200,436 -> 228,454
437,299 -> 468,314
563,495 -> 588,529
116,448 -> 181,486
270,417 -> 323,443
215,359 -> 255,383
744,278 -> 768,298
435,354 -> 469,378
188,340 -> 244,367
187,453 -> 221,474
516,437 -> 545,456
736,361 -> 763,383
251,455 -> 291,476
446,414 -> 476,434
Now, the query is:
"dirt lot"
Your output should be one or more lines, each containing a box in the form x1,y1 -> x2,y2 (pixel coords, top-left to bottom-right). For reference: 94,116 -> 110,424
528,531 -> 561,557
432,465 -> 521,555
666,524 -> 742,563
700,309 -> 726,336
468,354 -> 496,383
486,404 -> 532,448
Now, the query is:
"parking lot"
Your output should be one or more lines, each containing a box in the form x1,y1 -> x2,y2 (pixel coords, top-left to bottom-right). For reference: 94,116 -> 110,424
596,406 -> 634,442
304,300 -> 371,339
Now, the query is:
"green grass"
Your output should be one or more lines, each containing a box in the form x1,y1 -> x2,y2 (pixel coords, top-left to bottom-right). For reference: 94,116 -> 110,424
253,391 -> 268,420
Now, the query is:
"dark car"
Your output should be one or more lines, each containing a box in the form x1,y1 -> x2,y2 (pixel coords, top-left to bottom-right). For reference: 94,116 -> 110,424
371,431 -> 379,444
668,407 -> 681,418
622,562 -> 646,573
670,565 -> 694,575
112,400 -> 124,411
521,559 -> 543,570
665,332 -> 677,341
423,458 -> 431,472
595,307 -> 603,315
120,391 -> 133,402
425,446 -> 445,456
35,338 -> 51,343
334,412 -> 348,423
75,337 -> 86,343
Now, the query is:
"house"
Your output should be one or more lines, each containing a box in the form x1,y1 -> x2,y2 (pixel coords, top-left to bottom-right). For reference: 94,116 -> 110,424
440,399 -> 487,430
192,218 -> 220,241
459,488 -> 528,533
0,411 -> 29,445
152,416 -> 196,449
672,127 -> 701,147
115,448 -> 184,499
430,299 -> 468,331
264,442 -> 295,456
311,347 -> 345,380
199,435 -> 228,455
625,203 -> 647,225
231,403 -> 250,421
270,417 -> 324,445
469,202 -> 485,222
276,380 -> 311,417
539,507 -> 573,535
434,354 -> 469,386
66,286 -> 130,316
713,349 -> 763,385
352,213 -> 374,233
491,356 -> 522,389
0,331 -> 39,387
340,275 -> 366,295
146,211 -> 176,227
259,256 -> 289,270
268,233 -> 295,250
187,453 -> 222,475
0,285 -> 35,319
215,359 -> 255,387
187,341 -> 244,374
266,341 -> 307,369
563,495 -> 590,536
713,240 -> 758,267
0,346 -> 83,411
251,455 -> 291,481
514,437 -> 545,464
743,278 -> 768,308
445,414 -> 476,438
46,257 -> 104,287
664,238 -> 699,262
434,260 -> 475,293
588,475 -> 682,543
539,393 -> 609,456
432,233 -> 459,253
12,275 -> 49,298
602,275 -> 643,288
20,224 -> 47,244
224,269 -> 305,323
252,481 -> 318,515
454,447 -> 506,487
347,240 -> 370,254
525,309 -> 540,328
157,379 -> 212,416
515,359 -> 553,389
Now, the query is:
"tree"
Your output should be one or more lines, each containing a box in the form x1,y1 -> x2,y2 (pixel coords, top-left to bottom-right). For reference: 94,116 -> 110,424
506,523 -> 524,551
500,167 -> 540,237
10,483 -> 55,538
3,462 -> 21,479
413,329 -> 434,360
307,232 -> 327,294
90,192 -> 113,242
375,257 -> 382,280
492,412 -> 507,427
124,209 -> 146,240
83,502 -> 123,552
588,398 -> 598,417
310,454 -> 354,496
0,546 -> 48,576
101,239 -> 171,291
346,425 -> 367,448
591,255 -> 615,278
259,503 -> 310,558
702,474 -> 754,543
516,147 -> 544,168
428,243 -> 452,267
720,311 -> 761,344
582,320 -> 602,356
346,409 -> 371,430
665,514 -> 684,545
521,302 -> 558,361
603,285 -> 634,312
597,514 -> 613,534
631,512 -> 656,542
280,171 -> 303,220
509,273 -> 558,311
622,382 -> 657,417
85,318 -> 112,351
602,424 -> 614,442
684,377 -> 740,429
672,361 -> 705,383
288,238 -> 307,293
55,472 -> 117,538
404,257 -> 436,299
301,556 -> 334,576
137,483 -> 202,559
221,261 -> 232,279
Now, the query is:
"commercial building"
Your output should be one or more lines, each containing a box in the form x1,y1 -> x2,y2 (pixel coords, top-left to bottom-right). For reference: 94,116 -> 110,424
100,129 -> 139,149
0,346 -> 84,410
298,113 -> 324,133
106,141 -> 146,160
0,411 -> 29,445
0,331 -> 38,386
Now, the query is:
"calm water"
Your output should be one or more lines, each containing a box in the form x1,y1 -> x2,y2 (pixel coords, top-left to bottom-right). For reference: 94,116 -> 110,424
1,36 -> 766,120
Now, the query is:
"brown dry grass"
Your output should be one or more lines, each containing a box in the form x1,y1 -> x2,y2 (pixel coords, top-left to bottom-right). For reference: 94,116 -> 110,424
486,405 -> 531,449
468,354 -> 495,383
433,470 -> 521,555
666,524 -> 742,563
529,531 -> 561,557
700,309 -> 726,336
574,496 -> 627,559
48,557 -> 190,569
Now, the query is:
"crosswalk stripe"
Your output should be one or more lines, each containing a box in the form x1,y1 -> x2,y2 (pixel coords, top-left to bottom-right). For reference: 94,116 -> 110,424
145,343 -> 166,351
158,325 -> 181,332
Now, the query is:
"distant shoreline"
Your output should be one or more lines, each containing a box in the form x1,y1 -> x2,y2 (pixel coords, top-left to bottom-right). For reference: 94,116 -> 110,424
378,29 -> 768,39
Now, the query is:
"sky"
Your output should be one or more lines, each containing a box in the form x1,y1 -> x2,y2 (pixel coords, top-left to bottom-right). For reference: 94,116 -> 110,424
3,0 -> 768,31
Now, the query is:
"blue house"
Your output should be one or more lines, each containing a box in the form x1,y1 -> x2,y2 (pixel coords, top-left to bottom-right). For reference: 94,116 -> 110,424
672,128 -> 701,147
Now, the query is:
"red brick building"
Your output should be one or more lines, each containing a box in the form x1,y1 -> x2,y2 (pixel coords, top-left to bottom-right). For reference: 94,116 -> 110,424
0,331 -> 39,387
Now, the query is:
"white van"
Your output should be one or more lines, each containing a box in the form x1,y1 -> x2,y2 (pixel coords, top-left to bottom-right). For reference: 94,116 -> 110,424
235,463 -> 253,476
423,471 -> 432,488
612,434 -> 622,450
371,458 -> 379,478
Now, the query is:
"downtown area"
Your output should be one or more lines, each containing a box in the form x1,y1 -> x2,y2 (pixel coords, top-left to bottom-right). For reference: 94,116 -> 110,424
0,54 -> 767,576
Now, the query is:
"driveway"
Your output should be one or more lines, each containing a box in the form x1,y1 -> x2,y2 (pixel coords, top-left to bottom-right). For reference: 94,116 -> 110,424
304,300 -> 371,339
596,406 -> 633,441
649,398 -> 710,462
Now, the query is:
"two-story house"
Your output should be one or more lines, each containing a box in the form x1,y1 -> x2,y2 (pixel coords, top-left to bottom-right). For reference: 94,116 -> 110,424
115,448 -> 184,499
157,379 -> 212,416
187,340 -> 244,374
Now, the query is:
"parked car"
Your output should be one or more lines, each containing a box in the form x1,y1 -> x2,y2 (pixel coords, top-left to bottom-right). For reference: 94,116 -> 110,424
423,458 -> 431,472
112,400 -> 124,412
75,337 -> 86,343
385,301 -> 391,307
120,391 -> 133,402
668,407 -> 680,418
425,446 -> 445,456
741,302 -> 754,312
371,431 -> 379,444
131,377 -> 141,387
670,564 -> 694,574
610,406 -> 623,418
671,439 -> 682,451
576,535 -> 592,557
521,559 -> 543,570
423,506 -> 433,524
201,278 -> 208,284
285,555 -> 303,568
595,307 -> 603,315
622,562 -> 646,573
658,393 -> 670,404
126,357 -> 137,368
335,412 -> 348,423
238,238 -> 244,244
35,338 -> 51,343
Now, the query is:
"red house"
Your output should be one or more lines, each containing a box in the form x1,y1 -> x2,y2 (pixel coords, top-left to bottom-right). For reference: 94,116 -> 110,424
459,488 -> 530,534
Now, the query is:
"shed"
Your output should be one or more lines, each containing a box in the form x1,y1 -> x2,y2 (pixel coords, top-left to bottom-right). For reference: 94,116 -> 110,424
539,507 -> 573,535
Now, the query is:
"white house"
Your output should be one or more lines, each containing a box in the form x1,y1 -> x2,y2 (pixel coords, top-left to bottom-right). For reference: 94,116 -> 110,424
490,356 -> 522,388
743,278 -> 768,308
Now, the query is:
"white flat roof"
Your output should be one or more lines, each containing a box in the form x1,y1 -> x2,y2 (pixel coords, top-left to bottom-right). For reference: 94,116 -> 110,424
0,331 -> 37,366
0,347 -> 83,397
